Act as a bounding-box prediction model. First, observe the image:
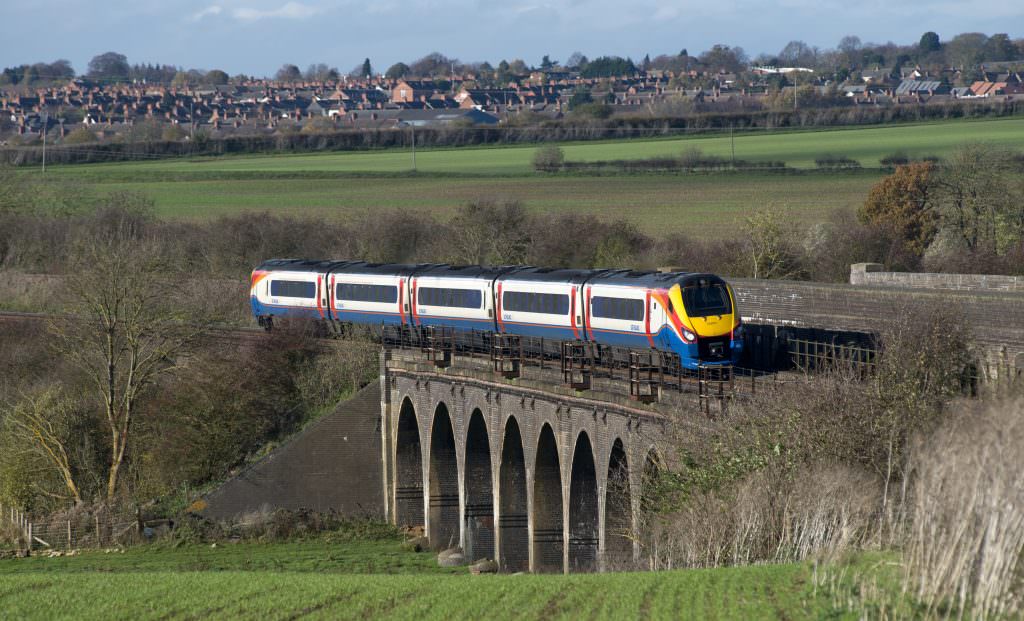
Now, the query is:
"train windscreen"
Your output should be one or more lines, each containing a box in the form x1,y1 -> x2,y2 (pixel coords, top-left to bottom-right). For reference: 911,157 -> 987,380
682,283 -> 732,317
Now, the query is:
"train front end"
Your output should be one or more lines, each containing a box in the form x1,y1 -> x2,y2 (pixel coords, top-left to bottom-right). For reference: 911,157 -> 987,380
658,275 -> 743,368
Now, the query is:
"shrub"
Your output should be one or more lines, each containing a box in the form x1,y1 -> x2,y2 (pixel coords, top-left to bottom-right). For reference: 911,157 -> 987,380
814,154 -> 861,169
62,127 -> 97,145
532,145 -> 564,172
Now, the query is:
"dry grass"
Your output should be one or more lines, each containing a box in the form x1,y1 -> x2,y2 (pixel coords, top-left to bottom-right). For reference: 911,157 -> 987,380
903,397 -> 1024,619
643,462 -> 881,570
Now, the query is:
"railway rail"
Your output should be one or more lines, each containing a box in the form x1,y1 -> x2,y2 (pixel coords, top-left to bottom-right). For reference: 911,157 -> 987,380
0,310 -> 867,408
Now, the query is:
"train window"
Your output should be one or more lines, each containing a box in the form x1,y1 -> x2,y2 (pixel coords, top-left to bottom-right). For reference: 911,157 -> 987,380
337,283 -> 398,304
270,280 -> 316,299
682,284 -> 732,317
591,296 -> 644,321
418,287 -> 483,309
503,291 -> 570,315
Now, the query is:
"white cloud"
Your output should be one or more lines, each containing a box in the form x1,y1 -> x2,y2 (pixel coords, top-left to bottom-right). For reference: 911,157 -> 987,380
190,4 -> 223,21
232,1 -> 321,20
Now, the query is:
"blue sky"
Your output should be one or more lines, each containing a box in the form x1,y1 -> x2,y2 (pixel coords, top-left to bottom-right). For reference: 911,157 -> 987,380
2,0 -> 1021,76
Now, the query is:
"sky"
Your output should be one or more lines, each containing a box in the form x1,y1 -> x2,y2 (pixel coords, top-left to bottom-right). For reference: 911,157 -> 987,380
2,0 -> 1022,77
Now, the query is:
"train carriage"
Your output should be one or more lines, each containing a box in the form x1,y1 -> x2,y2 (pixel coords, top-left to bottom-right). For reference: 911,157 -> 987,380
250,259 -> 743,369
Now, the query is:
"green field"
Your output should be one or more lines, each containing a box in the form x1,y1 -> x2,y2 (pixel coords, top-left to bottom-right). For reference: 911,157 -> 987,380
34,117 -> 1024,238
0,540 -> 874,620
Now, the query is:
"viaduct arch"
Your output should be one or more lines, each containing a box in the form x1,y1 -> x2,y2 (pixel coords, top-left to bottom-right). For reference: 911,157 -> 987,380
384,363 -> 670,573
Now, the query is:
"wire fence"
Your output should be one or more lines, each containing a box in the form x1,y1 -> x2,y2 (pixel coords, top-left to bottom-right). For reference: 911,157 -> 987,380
1,502 -> 141,554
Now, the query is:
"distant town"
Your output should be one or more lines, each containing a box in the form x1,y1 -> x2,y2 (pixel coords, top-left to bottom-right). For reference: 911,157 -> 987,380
2,31 -> 1023,144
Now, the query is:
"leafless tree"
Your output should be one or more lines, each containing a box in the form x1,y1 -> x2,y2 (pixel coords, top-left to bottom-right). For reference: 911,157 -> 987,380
50,219 -> 201,500
3,388 -> 83,505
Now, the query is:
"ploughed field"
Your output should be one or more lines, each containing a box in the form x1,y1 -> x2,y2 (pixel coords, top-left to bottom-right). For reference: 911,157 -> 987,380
0,539 -> 870,620
37,117 -> 1024,238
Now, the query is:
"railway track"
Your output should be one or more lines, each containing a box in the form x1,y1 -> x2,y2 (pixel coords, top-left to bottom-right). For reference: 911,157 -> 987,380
0,309 -> 792,402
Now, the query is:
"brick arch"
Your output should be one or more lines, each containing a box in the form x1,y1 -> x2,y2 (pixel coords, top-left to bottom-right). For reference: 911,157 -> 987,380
395,397 -> 423,530
463,408 -> 494,562
568,430 -> 599,572
428,402 -> 459,550
604,437 -> 633,570
498,415 -> 528,572
532,422 -> 563,573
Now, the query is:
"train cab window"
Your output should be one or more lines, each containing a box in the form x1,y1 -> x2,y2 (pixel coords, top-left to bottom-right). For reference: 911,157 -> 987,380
270,280 -> 316,299
682,284 -> 732,317
418,287 -> 483,309
337,283 -> 398,304
503,291 -> 570,315
591,296 -> 644,321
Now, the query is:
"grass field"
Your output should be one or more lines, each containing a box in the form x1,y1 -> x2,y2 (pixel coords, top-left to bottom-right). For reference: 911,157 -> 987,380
30,116 -> 1024,238
0,540 -> 881,620
88,172 -> 878,238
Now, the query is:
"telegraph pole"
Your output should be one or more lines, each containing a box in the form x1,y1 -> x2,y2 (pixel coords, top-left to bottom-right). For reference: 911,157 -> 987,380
411,123 -> 417,172
41,111 -> 48,173
730,124 -> 735,167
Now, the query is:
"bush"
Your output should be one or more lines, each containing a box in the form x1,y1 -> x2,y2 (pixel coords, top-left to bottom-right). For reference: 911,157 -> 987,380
532,145 -> 564,172
814,154 -> 861,169
62,127 -> 97,145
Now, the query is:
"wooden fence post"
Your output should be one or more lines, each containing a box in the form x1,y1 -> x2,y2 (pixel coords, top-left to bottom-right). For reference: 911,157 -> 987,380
95,514 -> 101,547
67,520 -> 72,550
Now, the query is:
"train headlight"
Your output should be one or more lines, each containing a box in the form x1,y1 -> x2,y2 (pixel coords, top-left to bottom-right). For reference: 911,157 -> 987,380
681,327 -> 696,343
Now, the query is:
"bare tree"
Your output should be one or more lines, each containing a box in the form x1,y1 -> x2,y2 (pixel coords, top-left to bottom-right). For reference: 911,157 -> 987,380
742,207 -> 803,279
4,388 -> 83,505
51,219 -> 200,500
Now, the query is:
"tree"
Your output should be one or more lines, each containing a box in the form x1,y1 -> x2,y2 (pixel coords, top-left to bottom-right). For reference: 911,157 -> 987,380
275,63 -> 302,82
51,210 -> 201,500
532,145 -> 564,172
540,55 -> 556,70
918,31 -> 941,54
579,56 -> 636,78
361,58 -> 373,78
742,208 -> 803,279
385,62 -> 410,79
63,127 -> 97,145
859,162 -> 938,257
409,52 -> 453,77
945,32 -> 988,68
932,144 -> 1024,254
87,52 -> 130,82
202,69 -> 229,86
699,44 -> 747,73
3,389 -> 84,505
838,35 -> 863,68
568,88 -> 593,108
983,34 -> 1017,62
566,52 -> 587,69
778,40 -> 815,67
447,200 -> 531,265
304,63 -> 338,82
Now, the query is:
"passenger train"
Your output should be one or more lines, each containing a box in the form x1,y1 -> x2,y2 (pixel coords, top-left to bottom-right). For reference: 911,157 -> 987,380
250,260 -> 743,368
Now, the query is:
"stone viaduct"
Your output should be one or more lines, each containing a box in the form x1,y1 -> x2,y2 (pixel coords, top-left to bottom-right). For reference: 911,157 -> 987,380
379,350 -> 691,573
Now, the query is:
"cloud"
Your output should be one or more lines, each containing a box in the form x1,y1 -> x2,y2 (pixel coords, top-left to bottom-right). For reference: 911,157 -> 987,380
190,4 -> 222,21
231,1 -> 321,20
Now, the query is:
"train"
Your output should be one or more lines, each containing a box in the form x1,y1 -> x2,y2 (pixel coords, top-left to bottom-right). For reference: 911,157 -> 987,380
250,260 -> 743,369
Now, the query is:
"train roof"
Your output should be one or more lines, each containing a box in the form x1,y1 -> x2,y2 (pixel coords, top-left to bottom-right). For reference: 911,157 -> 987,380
255,259 -> 353,273
501,267 -> 606,284
588,270 -> 727,288
414,264 -> 512,280
333,262 -> 440,276
254,260 -> 730,289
